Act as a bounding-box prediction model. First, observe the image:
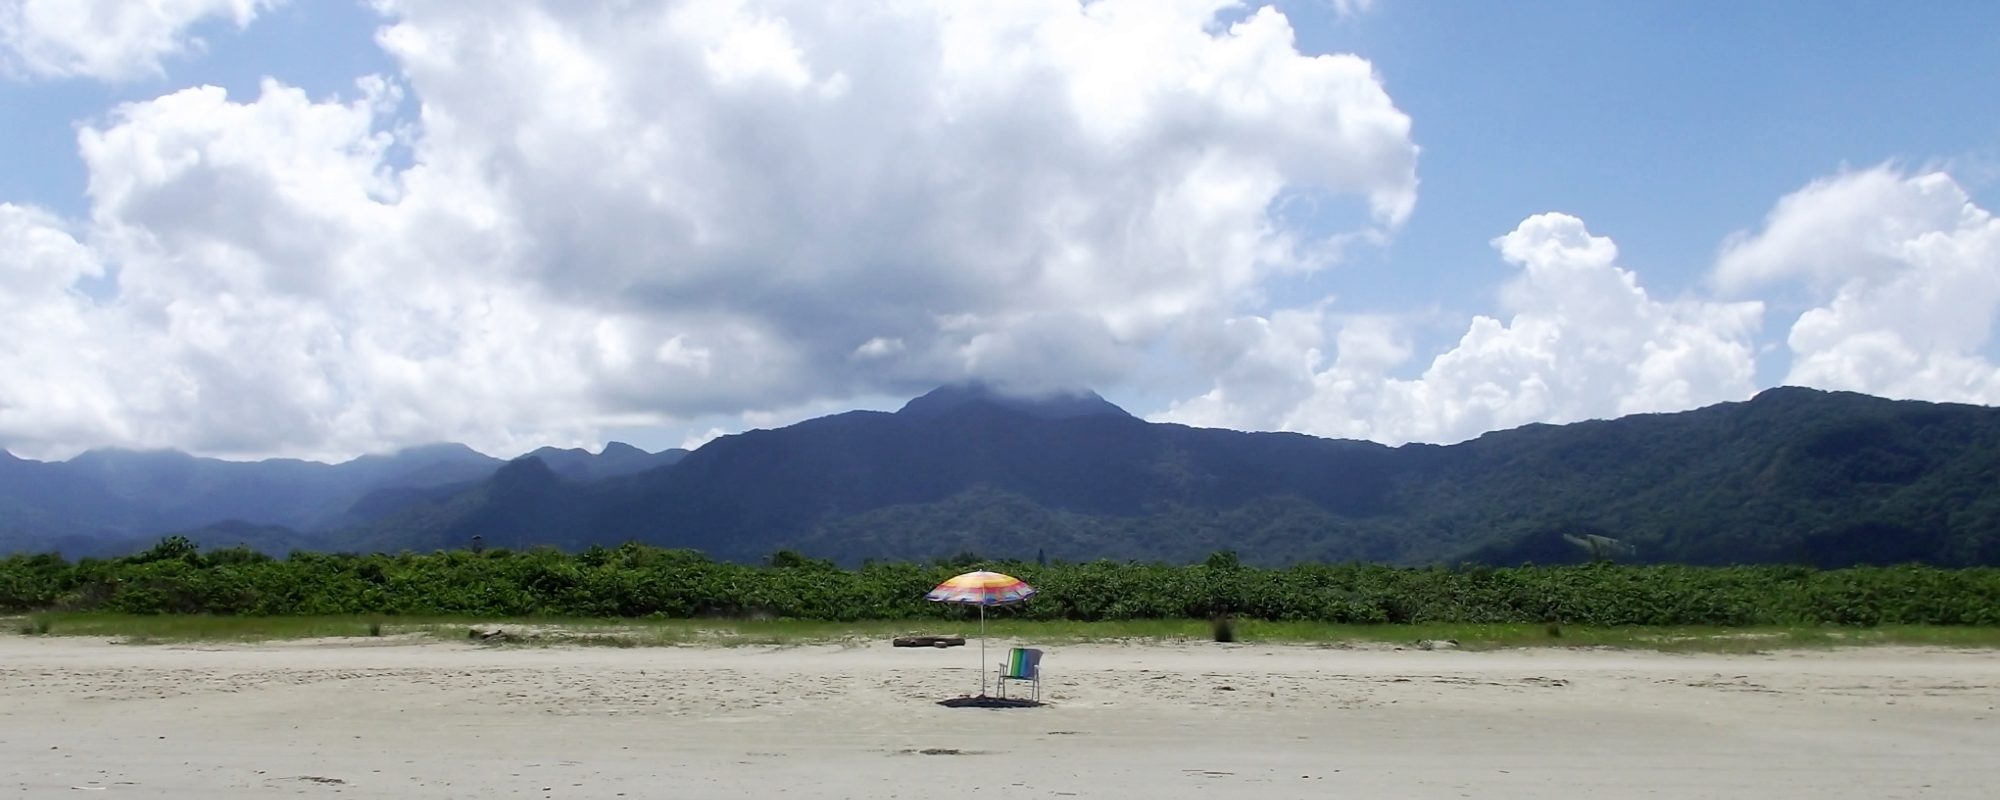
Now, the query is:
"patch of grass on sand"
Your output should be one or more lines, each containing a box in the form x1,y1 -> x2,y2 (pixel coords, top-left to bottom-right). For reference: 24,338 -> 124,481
14,614 -> 410,643
11,615 -> 52,635
13,613 -> 2000,652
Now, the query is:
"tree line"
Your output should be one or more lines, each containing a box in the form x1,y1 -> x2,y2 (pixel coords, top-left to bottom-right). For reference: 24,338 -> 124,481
3,538 -> 1997,626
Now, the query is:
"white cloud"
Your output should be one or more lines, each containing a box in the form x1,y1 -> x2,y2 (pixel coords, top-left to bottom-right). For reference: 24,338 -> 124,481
0,204 -> 134,451
372,0 -> 1417,360
1715,167 -> 2000,403
1326,0 -> 1377,18
679,427 -> 728,451
0,0 -> 1419,459
852,337 -> 905,360
1160,213 -> 1764,444
380,0 -> 1414,411
0,0 -> 278,81
2,78 -> 613,460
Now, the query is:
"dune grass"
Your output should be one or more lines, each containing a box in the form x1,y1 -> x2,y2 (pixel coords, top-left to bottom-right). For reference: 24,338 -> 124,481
8,613 -> 401,643
9,612 -> 2000,652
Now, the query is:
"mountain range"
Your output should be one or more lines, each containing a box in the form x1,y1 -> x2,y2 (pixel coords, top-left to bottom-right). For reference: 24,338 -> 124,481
5,383 -> 1999,567
0,440 -> 684,558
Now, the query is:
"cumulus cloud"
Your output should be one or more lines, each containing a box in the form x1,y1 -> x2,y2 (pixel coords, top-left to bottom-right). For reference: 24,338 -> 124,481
372,0 -> 1417,396
1714,167 -> 2000,403
0,0 -> 1419,458
38,78 -> 614,460
0,204 -> 134,451
1160,213 -> 1765,444
0,0 -> 278,81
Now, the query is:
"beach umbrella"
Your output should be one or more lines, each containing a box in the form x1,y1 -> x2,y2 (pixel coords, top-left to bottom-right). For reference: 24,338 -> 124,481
926,570 -> 1036,696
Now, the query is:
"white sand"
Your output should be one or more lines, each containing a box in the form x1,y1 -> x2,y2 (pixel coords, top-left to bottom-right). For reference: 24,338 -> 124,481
2,634 -> 1996,799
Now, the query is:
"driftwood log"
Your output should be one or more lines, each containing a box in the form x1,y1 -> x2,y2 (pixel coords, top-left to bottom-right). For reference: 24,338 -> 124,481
469,628 -> 518,643
893,635 -> 967,648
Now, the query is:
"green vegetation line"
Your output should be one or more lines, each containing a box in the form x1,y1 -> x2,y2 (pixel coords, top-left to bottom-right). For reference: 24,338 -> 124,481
4,538 -> 1999,630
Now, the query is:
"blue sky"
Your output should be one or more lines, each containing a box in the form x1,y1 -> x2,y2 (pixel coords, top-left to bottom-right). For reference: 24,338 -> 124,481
1,1 -> 1996,461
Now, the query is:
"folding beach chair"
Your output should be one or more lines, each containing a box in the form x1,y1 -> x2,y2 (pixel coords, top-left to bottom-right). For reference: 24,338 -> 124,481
994,647 -> 1043,702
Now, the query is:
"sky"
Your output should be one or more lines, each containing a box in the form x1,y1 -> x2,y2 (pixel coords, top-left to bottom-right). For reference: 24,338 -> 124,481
1,0 -> 1996,462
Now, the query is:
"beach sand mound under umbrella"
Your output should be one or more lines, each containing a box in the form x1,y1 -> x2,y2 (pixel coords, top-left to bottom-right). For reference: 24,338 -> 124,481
925,570 -> 1040,707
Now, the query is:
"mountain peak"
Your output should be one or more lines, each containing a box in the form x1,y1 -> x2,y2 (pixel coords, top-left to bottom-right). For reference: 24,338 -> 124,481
394,442 -> 490,460
493,454 -> 559,483
341,442 -> 494,467
1750,386 -> 1829,403
896,382 -> 1132,420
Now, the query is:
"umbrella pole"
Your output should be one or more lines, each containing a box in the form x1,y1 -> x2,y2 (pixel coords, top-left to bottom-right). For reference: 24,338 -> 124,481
979,603 -> 987,697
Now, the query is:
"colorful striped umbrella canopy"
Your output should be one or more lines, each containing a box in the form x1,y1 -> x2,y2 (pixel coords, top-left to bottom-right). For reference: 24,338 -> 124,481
925,570 -> 1037,606
926,571 -> 1035,697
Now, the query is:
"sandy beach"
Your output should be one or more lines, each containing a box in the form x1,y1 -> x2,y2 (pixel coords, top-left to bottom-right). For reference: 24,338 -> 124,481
1,634 -> 1996,799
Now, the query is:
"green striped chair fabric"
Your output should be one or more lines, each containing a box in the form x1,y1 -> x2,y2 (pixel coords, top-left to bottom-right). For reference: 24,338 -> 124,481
996,647 -> 1043,702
